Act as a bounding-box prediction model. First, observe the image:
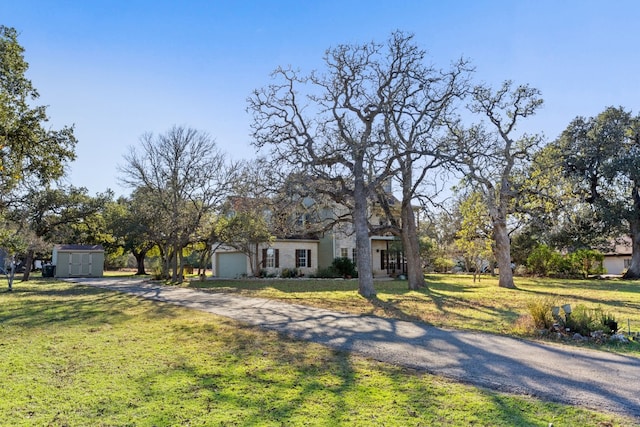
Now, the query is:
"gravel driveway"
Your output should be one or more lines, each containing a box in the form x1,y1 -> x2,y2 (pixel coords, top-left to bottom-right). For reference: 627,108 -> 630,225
69,277 -> 640,419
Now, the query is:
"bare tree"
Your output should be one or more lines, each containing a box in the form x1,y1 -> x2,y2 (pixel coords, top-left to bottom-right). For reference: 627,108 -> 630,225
371,33 -> 471,290
119,125 -> 237,282
249,32 -> 469,296
448,81 -> 544,288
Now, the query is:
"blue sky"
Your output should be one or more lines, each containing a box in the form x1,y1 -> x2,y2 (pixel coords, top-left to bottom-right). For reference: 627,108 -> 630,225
2,1 -> 639,196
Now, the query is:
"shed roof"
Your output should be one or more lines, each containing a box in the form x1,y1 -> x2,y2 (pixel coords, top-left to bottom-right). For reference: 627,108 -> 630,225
53,244 -> 104,252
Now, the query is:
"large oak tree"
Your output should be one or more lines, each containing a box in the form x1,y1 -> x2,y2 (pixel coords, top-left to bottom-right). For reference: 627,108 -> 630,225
556,106 -> 640,278
447,81 -> 544,288
0,26 -> 76,203
249,32 -> 469,296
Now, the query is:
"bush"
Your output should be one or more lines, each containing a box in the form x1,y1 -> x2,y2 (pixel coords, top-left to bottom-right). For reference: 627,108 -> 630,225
434,257 -> 455,273
567,249 -> 605,278
151,265 -> 164,280
280,268 -> 300,278
565,305 -> 617,336
258,269 -> 275,278
331,257 -> 357,278
314,267 -> 341,278
526,297 -> 557,330
565,304 -> 598,336
601,311 -> 619,334
526,245 -> 563,276
526,245 -> 605,278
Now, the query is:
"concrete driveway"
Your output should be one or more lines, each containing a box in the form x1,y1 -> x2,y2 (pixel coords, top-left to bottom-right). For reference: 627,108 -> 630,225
68,277 -> 640,419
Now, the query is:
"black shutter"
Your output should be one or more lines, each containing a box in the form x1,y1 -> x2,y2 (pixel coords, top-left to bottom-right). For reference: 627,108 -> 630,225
275,249 -> 280,268
307,249 -> 312,268
295,250 -> 301,268
261,249 -> 267,268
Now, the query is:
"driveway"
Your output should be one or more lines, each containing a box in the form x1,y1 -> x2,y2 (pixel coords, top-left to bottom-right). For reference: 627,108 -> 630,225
68,277 -> 640,419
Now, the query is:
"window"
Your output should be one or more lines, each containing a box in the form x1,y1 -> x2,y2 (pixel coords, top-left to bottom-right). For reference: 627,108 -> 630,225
262,248 -> 279,268
340,248 -> 348,258
296,249 -> 312,268
296,213 -> 311,228
624,258 -> 632,269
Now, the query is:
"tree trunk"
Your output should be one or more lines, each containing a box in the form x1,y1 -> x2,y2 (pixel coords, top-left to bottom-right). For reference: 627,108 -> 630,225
198,247 -> 211,277
493,219 -> 516,288
401,201 -> 425,290
21,249 -> 34,282
623,218 -> 640,279
176,247 -> 184,283
133,250 -> 147,275
353,165 -> 375,297
622,188 -> 640,279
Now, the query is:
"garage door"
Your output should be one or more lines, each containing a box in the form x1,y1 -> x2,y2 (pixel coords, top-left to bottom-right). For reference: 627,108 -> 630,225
217,253 -> 248,278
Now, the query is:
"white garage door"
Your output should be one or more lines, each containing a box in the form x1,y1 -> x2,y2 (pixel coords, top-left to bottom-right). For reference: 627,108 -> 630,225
217,253 -> 248,278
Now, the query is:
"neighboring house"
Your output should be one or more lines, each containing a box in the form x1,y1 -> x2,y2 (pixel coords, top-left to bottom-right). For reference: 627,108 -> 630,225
212,186 -> 408,278
52,244 -> 105,278
603,237 -> 632,275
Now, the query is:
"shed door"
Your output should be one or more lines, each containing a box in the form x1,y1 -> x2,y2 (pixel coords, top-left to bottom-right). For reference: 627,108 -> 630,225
69,252 -> 92,276
217,253 -> 247,278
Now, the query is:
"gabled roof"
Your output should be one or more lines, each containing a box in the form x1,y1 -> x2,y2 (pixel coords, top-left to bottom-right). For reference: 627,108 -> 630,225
53,244 -> 104,252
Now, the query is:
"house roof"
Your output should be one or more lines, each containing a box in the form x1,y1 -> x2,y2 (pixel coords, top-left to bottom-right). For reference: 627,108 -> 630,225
603,236 -> 632,256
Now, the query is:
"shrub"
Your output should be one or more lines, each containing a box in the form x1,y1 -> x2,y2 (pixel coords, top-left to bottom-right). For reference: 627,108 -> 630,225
601,311 -> 618,334
331,257 -> 357,278
526,297 -> 557,330
280,268 -> 299,278
151,265 -> 164,280
564,305 -> 617,336
567,249 -> 605,278
434,257 -> 455,273
258,269 -> 277,278
314,267 -> 341,278
526,245 -> 564,276
565,304 -> 598,336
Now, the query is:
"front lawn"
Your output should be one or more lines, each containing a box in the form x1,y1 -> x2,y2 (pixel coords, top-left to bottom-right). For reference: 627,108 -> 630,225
0,280 -> 636,426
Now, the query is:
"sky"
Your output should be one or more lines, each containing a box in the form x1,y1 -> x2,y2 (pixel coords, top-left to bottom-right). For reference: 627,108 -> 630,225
2,1 -> 639,197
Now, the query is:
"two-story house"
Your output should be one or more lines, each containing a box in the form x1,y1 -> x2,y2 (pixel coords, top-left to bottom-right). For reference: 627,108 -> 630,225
211,186 -> 407,278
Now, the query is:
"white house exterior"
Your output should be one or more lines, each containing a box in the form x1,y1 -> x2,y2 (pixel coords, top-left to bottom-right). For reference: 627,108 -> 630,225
211,196 -> 407,278
603,237 -> 632,275
212,239 -> 320,278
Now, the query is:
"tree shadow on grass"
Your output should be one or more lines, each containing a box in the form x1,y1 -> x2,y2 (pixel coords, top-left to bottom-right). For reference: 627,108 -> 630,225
0,282 -> 183,329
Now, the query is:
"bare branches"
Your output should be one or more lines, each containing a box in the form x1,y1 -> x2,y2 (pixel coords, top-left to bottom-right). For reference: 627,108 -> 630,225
118,125 -> 238,281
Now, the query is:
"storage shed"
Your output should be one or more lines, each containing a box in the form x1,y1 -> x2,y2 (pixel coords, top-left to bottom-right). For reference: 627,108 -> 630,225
52,244 -> 104,278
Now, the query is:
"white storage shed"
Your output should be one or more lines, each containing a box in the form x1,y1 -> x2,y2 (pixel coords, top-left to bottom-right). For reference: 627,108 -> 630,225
52,244 -> 105,278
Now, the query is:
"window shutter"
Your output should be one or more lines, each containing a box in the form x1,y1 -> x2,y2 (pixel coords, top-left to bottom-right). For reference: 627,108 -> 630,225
275,249 -> 280,268
307,249 -> 312,268
295,250 -> 301,268
261,249 -> 267,268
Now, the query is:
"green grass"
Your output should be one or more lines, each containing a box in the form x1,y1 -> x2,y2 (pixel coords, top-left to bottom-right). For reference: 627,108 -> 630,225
187,274 -> 640,356
1,279 -> 637,426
